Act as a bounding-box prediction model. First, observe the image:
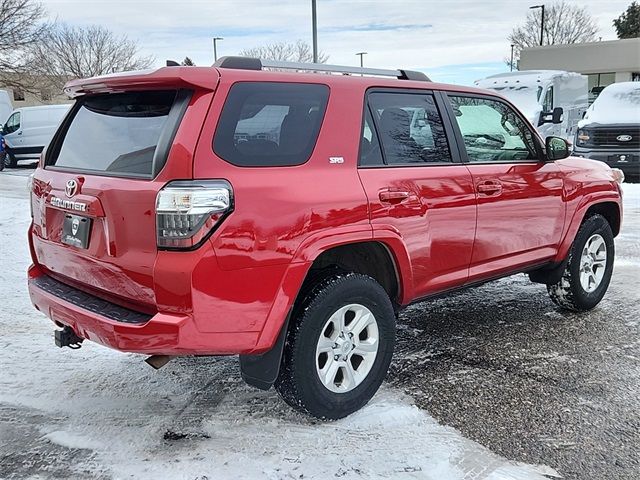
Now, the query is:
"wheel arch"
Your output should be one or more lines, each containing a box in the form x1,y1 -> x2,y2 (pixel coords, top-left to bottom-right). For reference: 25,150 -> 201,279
241,238 -> 407,391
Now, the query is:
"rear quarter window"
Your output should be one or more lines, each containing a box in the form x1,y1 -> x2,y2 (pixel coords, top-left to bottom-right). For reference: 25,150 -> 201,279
49,90 -> 179,177
213,82 -> 329,167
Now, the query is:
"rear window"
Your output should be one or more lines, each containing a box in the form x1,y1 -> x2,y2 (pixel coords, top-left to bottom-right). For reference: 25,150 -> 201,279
213,82 -> 329,167
51,90 -> 178,177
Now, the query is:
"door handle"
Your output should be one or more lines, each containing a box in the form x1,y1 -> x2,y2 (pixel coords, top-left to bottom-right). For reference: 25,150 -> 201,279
17,131 -> 22,135
379,189 -> 411,203
477,181 -> 502,195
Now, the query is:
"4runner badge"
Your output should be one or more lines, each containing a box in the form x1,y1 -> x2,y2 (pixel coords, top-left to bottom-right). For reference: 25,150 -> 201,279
50,196 -> 88,212
329,157 -> 344,164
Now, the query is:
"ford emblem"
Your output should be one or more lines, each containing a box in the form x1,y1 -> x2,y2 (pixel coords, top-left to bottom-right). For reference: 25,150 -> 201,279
616,135 -> 632,142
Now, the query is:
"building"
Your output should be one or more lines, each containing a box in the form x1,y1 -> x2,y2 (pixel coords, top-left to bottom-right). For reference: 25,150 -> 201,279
0,74 -> 71,109
519,38 -> 640,102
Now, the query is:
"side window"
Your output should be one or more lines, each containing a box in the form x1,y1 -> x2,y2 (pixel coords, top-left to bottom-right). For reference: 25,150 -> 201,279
4,112 -> 20,134
448,95 -> 538,163
542,87 -> 553,112
213,82 -> 329,167
359,108 -> 383,166
367,92 -> 452,165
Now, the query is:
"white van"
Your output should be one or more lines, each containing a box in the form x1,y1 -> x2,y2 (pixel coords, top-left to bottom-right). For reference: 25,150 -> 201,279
2,104 -> 71,168
475,70 -> 588,142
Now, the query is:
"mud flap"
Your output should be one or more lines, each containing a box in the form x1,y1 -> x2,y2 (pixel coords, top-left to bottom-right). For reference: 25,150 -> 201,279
529,257 -> 569,285
239,310 -> 291,391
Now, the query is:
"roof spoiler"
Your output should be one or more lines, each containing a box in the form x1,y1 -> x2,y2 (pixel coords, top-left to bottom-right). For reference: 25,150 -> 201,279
213,56 -> 430,82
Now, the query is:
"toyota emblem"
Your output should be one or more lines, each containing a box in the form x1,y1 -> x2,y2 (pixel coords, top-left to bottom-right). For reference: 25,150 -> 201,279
616,135 -> 632,142
65,179 -> 78,198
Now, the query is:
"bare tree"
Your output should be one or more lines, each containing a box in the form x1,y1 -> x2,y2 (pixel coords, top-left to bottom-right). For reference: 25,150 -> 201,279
29,23 -> 155,92
239,40 -> 328,63
0,0 -> 49,91
507,1 -> 598,69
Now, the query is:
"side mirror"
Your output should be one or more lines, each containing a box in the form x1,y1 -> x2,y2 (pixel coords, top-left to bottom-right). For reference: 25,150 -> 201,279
538,107 -> 564,125
546,136 -> 570,161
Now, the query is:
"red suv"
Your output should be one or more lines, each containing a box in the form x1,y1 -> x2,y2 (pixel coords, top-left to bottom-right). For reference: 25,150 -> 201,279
27,57 -> 623,419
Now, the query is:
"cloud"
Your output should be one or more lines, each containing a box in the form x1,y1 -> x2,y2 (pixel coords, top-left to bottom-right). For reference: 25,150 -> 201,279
39,0 -> 630,80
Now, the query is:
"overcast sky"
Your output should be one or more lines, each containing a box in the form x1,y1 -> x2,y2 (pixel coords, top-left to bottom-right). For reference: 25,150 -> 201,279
40,0 -> 631,85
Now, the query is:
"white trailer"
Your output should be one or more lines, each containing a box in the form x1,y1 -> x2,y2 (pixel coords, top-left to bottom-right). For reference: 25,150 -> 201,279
475,70 -> 588,142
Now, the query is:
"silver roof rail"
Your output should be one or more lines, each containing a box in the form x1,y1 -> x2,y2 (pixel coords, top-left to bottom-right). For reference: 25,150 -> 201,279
213,56 -> 430,82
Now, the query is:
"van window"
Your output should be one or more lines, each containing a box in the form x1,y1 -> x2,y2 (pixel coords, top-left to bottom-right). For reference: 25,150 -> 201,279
3,112 -> 20,134
367,92 -> 452,165
542,87 -> 553,112
213,82 -> 329,167
50,91 -> 177,176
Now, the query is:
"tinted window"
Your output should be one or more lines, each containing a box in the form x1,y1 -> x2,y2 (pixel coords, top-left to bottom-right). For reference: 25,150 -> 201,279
449,95 -> 538,163
213,82 -> 329,167
52,91 -> 176,176
359,108 -> 383,166
368,92 -> 451,165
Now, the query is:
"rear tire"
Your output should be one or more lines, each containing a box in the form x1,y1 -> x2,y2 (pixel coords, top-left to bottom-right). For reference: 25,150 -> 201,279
275,273 -> 395,420
547,214 -> 614,311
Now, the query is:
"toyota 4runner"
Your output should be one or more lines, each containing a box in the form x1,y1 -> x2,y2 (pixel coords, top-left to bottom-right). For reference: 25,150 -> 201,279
27,57 -> 624,419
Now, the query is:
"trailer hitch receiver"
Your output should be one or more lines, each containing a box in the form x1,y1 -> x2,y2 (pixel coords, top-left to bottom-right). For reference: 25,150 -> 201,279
54,326 -> 83,349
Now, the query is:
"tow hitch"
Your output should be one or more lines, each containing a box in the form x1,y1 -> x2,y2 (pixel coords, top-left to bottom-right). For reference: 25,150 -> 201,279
54,326 -> 83,349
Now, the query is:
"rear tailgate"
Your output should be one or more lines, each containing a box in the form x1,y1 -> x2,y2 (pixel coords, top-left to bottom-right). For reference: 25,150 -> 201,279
30,67 -> 218,311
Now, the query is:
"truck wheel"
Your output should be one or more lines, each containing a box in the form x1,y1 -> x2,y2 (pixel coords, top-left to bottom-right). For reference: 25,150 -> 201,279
275,273 -> 395,419
547,214 -> 614,311
4,151 -> 16,168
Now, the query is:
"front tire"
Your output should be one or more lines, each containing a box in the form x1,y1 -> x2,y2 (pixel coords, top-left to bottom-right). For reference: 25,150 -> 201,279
275,273 -> 396,420
4,151 -> 17,168
547,214 -> 614,311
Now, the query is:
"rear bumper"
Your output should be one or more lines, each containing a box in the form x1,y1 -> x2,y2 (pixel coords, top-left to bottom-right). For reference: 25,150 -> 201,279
28,266 -> 259,355
573,146 -> 640,178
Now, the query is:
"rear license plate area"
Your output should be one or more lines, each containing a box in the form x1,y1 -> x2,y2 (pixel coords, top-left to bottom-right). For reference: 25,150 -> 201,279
62,214 -> 92,249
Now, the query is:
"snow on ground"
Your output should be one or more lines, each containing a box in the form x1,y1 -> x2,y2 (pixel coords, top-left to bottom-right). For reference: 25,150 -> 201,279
4,174 -> 636,479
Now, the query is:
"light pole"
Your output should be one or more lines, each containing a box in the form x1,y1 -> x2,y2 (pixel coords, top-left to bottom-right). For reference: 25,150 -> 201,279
311,0 -> 318,63
356,52 -> 367,68
510,44 -> 515,71
529,4 -> 545,46
213,37 -> 223,62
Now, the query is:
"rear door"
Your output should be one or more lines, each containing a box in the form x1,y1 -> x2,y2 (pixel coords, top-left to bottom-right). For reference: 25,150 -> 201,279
30,88 -> 203,310
443,92 -> 565,282
357,89 -> 476,300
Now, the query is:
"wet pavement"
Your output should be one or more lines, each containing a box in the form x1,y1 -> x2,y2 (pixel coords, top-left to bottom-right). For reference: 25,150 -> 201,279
390,187 -> 640,480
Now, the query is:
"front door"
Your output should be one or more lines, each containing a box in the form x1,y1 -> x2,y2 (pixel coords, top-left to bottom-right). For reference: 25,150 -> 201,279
357,90 -> 476,301
444,93 -> 565,282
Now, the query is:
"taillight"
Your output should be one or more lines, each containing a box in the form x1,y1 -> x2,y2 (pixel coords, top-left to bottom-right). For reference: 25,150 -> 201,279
156,180 -> 233,250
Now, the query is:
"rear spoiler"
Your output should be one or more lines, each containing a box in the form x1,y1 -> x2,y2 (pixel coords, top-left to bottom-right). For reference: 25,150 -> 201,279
63,67 -> 219,98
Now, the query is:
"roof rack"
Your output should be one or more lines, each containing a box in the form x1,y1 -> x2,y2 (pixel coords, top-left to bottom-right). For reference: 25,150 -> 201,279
213,56 -> 430,82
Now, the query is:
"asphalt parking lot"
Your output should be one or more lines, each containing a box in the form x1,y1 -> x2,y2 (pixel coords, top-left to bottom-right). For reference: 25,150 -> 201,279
390,184 -> 640,480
